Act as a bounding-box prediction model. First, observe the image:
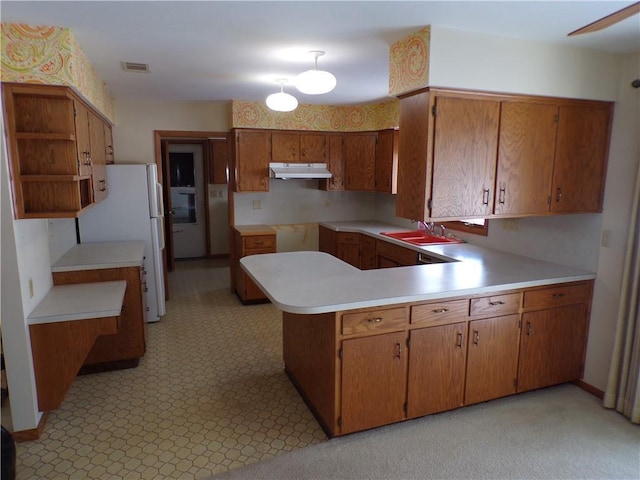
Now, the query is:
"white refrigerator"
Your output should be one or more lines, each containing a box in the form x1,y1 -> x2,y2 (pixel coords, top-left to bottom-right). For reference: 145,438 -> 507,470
79,164 -> 166,322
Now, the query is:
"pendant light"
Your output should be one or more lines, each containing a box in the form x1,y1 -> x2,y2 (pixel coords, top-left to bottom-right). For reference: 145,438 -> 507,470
266,79 -> 298,112
295,51 -> 336,95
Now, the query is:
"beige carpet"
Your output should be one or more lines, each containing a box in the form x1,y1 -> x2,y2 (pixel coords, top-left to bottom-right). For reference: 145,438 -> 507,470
215,383 -> 640,480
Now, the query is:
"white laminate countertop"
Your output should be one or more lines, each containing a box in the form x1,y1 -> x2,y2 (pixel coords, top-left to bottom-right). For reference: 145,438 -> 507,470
52,242 -> 145,272
240,221 -> 596,315
28,281 -> 127,325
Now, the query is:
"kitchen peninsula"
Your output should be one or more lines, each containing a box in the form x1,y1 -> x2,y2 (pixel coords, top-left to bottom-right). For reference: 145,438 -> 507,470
240,221 -> 595,436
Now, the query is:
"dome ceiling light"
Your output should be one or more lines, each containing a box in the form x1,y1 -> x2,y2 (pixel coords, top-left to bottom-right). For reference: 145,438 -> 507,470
295,50 -> 337,95
266,79 -> 298,112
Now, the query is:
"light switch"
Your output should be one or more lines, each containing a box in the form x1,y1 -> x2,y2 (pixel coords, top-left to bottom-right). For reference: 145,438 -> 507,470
253,200 -> 261,210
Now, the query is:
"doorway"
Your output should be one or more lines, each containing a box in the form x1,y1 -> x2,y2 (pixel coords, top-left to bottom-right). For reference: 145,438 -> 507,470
168,144 -> 207,259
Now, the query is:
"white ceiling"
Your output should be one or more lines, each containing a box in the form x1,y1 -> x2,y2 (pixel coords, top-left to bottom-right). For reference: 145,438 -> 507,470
2,1 -> 639,105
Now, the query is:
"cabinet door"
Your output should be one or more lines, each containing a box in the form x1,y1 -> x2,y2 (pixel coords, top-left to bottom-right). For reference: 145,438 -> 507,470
321,134 -> 344,191
300,133 -> 327,163
344,133 -> 377,191
74,100 -> 92,177
551,104 -> 611,213
407,322 -> 467,418
360,236 -> 377,270
341,331 -> 407,434
336,233 -> 360,268
209,138 -> 228,184
103,123 -> 114,164
272,132 -> 299,163
431,96 -> 500,219
88,111 -> 108,203
318,225 -> 337,257
495,102 -> 557,215
396,91 -> 431,221
375,129 -> 398,194
465,314 -> 520,405
518,304 -> 588,392
235,130 -> 270,192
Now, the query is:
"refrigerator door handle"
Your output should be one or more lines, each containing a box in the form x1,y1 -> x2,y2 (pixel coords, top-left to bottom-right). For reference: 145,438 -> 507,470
156,182 -> 165,217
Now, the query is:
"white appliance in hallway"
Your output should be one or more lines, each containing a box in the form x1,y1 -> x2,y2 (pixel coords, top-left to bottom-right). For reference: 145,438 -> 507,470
78,164 -> 166,322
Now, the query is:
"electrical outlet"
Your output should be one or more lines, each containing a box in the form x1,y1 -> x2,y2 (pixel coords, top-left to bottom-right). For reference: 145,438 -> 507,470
252,200 -> 261,210
601,229 -> 611,248
28,278 -> 34,299
324,197 -> 330,207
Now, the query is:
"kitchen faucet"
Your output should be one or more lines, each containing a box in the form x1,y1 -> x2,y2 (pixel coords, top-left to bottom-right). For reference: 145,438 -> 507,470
415,220 -> 434,234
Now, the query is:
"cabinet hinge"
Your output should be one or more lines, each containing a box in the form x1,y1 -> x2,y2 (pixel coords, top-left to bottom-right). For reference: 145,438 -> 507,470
547,195 -> 552,205
554,114 -> 559,123
403,402 -> 408,414
427,198 -> 433,210
338,348 -> 343,360
518,319 -> 522,329
73,107 -> 77,117
406,337 -> 411,348
431,104 -> 437,117
337,417 -> 342,427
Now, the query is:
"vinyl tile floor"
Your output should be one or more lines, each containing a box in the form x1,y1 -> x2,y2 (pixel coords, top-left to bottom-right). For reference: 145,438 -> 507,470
4,258 -> 327,479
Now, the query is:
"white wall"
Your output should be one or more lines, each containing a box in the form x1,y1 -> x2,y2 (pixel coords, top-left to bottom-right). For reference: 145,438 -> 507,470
426,27 -> 637,391
112,99 -> 231,164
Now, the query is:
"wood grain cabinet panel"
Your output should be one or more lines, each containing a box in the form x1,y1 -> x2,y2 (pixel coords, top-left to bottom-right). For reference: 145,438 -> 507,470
88,110 -> 108,203
430,96 -> 500,219
232,228 -> 276,303
407,322 -> 467,417
341,307 -> 408,336
300,133 -> 327,163
336,232 -> 360,268
233,129 -> 271,192
465,314 -> 520,405
341,331 -> 408,434
343,132 -> 377,191
495,102 -> 557,216
208,138 -> 229,184
272,132 -> 300,163
411,299 -> 469,327
359,235 -> 377,270
320,134 -> 344,191
551,103 -> 612,213
375,129 -> 398,194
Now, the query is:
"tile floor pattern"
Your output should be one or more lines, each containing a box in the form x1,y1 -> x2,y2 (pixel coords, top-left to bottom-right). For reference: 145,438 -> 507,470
6,259 -> 327,479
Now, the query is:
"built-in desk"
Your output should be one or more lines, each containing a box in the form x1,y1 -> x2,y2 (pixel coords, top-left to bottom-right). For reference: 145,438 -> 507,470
28,281 -> 126,411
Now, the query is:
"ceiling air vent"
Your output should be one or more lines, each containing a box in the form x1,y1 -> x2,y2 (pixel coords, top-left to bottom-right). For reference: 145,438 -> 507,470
121,62 -> 150,73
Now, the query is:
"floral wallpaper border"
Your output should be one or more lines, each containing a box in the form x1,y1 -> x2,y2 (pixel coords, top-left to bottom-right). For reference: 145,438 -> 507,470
1,23 -> 115,121
389,26 -> 431,96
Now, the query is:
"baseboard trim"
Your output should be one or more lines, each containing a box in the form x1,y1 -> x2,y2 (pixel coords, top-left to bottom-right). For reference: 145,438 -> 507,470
12,412 -> 49,442
573,380 -> 604,399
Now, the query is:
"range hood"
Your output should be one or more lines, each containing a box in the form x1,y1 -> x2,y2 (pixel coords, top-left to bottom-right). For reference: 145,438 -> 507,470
269,162 -> 332,179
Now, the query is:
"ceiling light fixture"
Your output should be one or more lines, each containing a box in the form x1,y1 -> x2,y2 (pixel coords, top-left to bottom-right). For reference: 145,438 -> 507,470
266,79 -> 298,112
295,50 -> 336,95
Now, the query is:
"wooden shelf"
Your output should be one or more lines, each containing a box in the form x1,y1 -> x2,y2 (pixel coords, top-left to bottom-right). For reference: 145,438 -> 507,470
15,132 -> 76,141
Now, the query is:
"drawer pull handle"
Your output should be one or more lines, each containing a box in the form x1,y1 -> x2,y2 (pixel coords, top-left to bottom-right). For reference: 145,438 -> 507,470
253,241 -> 264,245
473,330 -> 480,345
367,317 -> 384,324
552,293 -> 566,298
482,188 -> 490,205
488,301 -> 505,306
432,308 -> 449,314
526,321 -> 532,336
456,332 -> 463,348
395,342 -> 402,359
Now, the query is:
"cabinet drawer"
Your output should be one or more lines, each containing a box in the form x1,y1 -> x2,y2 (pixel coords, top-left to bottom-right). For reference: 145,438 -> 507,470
342,307 -> 408,336
470,293 -> 520,317
243,235 -> 275,250
411,299 -> 468,326
337,232 -> 360,245
376,240 -> 417,266
523,283 -> 591,309
242,248 -> 273,257
361,235 -> 376,249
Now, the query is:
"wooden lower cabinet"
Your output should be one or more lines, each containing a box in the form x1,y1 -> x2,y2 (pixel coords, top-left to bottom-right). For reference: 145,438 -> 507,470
232,227 -> 276,303
464,314 -> 520,404
52,265 -> 147,370
282,281 -> 592,437
336,232 -> 360,268
360,235 -> 377,270
407,322 -> 467,418
341,331 -> 408,434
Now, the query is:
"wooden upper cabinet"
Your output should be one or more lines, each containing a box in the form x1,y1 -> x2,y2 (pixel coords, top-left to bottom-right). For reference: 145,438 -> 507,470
2,83 -> 113,218
209,138 -> 229,184
320,133 -> 344,191
103,123 -> 114,164
396,91 -> 431,221
495,102 -> 557,216
344,132 -> 377,191
551,103 -> 612,213
375,129 -> 398,194
430,95 -> 500,219
233,129 -> 271,192
300,133 -> 327,163
271,132 -> 299,163
88,110 -> 108,203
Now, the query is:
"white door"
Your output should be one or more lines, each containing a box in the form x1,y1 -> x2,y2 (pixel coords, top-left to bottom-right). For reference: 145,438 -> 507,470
169,144 -> 207,258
